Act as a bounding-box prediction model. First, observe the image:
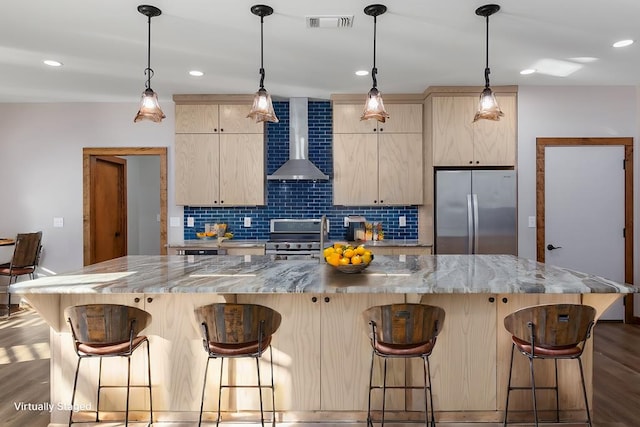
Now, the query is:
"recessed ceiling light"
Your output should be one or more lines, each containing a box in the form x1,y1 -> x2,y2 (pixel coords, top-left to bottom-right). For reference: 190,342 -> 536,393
189,70 -> 204,77
355,70 -> 369,76
613,39 -> 634,48
520,69 -> 536,75
43,59 -> 63,67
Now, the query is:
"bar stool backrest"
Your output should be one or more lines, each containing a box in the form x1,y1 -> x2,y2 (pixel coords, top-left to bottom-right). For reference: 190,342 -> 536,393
363,303 -> 445,345
504,304 -> 596,349
194,303 -> 282,344
65,304 -> 152,345
9,231 -> 42,269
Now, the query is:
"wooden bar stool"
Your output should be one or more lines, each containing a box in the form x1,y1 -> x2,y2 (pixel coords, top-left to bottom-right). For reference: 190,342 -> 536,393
503,303 -> 596,427
362,303 -> 445,427
195,303 -> 282,427
65,304 -> 153,426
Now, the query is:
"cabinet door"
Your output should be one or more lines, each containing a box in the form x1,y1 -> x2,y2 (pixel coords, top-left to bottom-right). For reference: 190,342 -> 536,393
496,294 -> 583,413
378,133 -> 423,205
473,95 -> 516,166
175,134 -> 220,206
333,133 -> 379,205
380,104 -> 423,133
333,104 -> 378,134
321,293 -> 405,411
175,104 -> 219,133
219,134 -> 264,206
219,104 -> 265,134
432,97 -> 475,166
412,294 -> 497,411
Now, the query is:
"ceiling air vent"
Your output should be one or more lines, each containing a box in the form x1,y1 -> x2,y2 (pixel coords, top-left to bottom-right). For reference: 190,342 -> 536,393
306,15 -> 354,29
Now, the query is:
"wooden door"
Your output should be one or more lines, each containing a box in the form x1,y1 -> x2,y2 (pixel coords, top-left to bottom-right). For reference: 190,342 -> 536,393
378,133 -> 423,205
90,156 -> 126,264
432,96 -> 475,166
219,134 -> 264,206
333,133 -> 378,205
474,94 -> 517,166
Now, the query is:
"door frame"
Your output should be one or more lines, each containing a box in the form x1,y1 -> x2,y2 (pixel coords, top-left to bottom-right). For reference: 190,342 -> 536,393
535,137 -> 636,323
83,147 -> 168,266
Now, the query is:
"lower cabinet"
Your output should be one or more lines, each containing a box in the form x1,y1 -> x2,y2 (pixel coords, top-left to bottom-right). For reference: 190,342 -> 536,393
237,293 -> 404,411
369,246 -> 432,256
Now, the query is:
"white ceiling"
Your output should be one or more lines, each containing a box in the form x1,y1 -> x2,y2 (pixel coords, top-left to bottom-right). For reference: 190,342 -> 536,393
2,0 -> 639,103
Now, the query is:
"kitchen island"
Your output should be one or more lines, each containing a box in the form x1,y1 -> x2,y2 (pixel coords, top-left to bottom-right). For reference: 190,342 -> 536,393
11,255 -> 637,425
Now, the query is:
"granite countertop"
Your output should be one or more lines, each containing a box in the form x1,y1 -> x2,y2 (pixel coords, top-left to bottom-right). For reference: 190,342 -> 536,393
11,255 -> 638,295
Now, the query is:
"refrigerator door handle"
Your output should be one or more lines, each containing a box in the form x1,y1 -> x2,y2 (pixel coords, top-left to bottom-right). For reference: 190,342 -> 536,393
472,193 -> 479,253
467,194 -> 473,254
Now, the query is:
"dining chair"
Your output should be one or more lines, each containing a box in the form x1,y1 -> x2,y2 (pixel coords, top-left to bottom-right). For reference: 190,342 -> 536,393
0,231 -> 42,317
194,303 -> 282,426
362,303 -> 446,427
503,303 -> 596,427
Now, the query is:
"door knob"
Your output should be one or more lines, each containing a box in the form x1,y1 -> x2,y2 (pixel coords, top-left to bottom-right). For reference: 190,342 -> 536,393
547,244 -> 562,251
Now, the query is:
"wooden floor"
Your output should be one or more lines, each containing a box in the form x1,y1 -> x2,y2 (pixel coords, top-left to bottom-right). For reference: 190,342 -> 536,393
1,309 -> 638,427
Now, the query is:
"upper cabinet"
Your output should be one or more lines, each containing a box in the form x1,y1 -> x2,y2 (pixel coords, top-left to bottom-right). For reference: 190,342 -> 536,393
431,94 -> 516,167
173,97 -> 265,206
332,102 -> 423,206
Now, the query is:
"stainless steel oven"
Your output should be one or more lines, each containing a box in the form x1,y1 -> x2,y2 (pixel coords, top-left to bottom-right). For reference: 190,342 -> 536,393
265,218 -> 327,258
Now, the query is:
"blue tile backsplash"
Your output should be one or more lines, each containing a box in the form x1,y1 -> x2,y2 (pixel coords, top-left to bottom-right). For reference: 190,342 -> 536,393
184,100 -> 418,241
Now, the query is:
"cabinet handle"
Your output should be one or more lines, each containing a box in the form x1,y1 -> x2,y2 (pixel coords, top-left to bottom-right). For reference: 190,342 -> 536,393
220,128 -> 224,132
476,161 -> 480,164
502,297 -> 508,304
147,297 -> 154,303
469,160 -> 473,164
214,128 -> 218,132
373,200 -> 377,204
134,297 -> 141,303
379,128 -> 384,132
311,296 -> 318,303
488,297 -> 495,303
379,200 -> 383,204
373,128 -> 377,132
220,200 -> 224,204
324,297 -> 330,303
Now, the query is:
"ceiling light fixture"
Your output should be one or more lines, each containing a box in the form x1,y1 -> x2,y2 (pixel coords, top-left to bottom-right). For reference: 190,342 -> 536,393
474,4 -> 503,122
43,60 -> 63,67
355,70 -> 369,76
247,4 -> 278,123
613,39 -> 634,48
134,4 -> 165,123
189,70 -> 204,77
361,4 -> 389,122
520,68 -> 536,75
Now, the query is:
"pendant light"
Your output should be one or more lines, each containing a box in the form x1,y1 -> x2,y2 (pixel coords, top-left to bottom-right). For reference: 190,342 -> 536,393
134,5 -> 165,123
247,4 -> 279,123
361,4 -> 389,123
474,4 -> 503,122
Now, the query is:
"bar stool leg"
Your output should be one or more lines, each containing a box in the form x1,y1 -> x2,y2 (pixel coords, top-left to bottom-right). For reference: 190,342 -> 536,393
126,355 -> 132,426
503,344 -> 515,427
578,358 -> 593,427
216,358 -> 224,427
426,356 -> 436,427
422,355 -> 429,427
528,357 -> 539,427
96,358 -> 103,422
146,340 -> 153,425
554,358 -> 559,423
269,345 -> 276,427
381,357 -> 388,427
69,357 -> 82,426
198,357 -> 210,427
366,349 -> 375,427
256,355 -> 265,427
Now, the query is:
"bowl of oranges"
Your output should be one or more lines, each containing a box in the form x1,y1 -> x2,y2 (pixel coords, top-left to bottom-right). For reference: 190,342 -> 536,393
323,243 -> 374,273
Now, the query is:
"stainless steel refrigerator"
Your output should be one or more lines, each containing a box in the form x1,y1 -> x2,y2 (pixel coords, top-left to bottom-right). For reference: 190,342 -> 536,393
435,170 -> 517,255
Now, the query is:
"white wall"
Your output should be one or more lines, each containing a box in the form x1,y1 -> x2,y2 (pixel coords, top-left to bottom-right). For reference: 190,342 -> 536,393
517,86 -> 639,306
0,103 -> 181,276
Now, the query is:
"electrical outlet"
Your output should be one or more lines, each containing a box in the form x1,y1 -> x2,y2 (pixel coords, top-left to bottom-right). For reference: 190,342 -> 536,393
53,217 -> 64,228
344,217 -> 349,227
399,216 -> 406,227
187,217 -> 195,227
528,216 -> 536,228
244,217 -> 252,227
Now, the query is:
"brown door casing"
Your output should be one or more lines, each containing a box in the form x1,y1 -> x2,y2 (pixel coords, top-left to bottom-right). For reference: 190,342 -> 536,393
536,137 -> 636,324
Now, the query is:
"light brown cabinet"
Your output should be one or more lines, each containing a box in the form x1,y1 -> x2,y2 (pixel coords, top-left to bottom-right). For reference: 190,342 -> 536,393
431,94 -> 516,167
333,103 -> 423,206
174,102 -> 265,206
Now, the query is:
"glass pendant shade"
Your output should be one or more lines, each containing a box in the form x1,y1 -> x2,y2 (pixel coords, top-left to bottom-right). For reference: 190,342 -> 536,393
473,87 -> 503,122
361,87 -> 389,122
134,88 -> 165,123
247,88 -> 279,123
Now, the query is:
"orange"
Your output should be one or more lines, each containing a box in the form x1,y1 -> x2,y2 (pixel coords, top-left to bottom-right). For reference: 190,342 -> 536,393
327,253 -> 341,267
339,257 -> 350,266
343,248 -> 355,258
351,255 -> 362,265
362,253 -> 372,264
323,247 -> 335,258
355,245 -> 366,256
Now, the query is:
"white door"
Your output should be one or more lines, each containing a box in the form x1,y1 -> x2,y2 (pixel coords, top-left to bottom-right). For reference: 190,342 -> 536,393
545,145 -> 625,320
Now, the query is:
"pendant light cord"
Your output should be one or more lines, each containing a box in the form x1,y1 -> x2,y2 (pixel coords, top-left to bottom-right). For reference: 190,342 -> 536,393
371,15 -> 378,89
145,14 -> 154,90
484,14 -> 490,89
259,15 -> 266,90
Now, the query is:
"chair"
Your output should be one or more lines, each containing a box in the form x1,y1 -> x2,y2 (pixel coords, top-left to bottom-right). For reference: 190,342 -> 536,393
362,303 -> 446,427
65,304 -> 153,426
194,303 -> 282,427
503,303 -> 596,427
0,231 -> 42,318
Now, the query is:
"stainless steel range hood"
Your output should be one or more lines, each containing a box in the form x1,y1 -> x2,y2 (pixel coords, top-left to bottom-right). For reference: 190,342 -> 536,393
267,97 -> 329,181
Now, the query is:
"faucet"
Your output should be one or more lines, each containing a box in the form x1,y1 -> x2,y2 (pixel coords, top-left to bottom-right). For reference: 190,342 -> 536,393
319,215 -> 327,261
